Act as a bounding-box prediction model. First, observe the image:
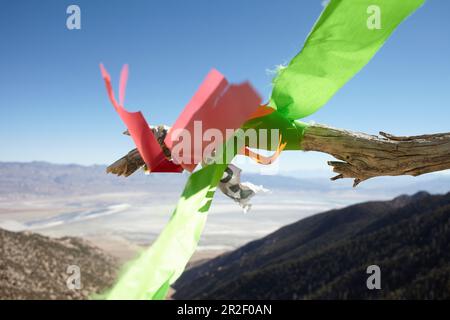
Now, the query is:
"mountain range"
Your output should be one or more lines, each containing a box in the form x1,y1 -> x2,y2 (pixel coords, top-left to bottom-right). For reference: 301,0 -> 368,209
173,191 -> 450,299
1,161 -> 450,199
1,161 -> 450,299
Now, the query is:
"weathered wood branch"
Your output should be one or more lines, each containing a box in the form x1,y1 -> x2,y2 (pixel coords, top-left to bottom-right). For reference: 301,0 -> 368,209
301,124 -> 450,186
107,123 -> 450,186
107,148 -> 144,177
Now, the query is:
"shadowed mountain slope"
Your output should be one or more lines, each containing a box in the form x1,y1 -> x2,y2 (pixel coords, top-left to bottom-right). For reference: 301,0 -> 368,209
174,192 -> 450,299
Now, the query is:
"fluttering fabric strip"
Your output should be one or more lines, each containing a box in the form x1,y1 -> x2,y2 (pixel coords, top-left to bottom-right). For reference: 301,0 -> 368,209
165,69 -> 261,172
100,64 -> 183,172
243,134 -> 287,165
270,0 -> 425,120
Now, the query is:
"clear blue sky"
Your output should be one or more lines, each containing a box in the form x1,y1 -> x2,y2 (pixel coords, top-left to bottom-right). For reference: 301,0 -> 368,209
1,0 -> 449,173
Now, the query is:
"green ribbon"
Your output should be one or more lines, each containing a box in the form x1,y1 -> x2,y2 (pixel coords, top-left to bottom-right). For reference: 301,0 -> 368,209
270,0 -> 425,121
100,163 -> 227,299
98,136 -> 239,300
242,111 -> 308,151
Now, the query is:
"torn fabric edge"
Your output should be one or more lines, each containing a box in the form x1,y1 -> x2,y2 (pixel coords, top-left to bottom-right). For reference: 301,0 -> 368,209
165,69 -> 261,172
100,64 -> 183,173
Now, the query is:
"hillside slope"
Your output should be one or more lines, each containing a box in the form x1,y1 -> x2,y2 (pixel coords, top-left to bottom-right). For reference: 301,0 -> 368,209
0,228 -> 118,299
173,192 -> 450,299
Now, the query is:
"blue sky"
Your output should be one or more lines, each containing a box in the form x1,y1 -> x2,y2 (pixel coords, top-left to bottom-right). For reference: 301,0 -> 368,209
1,0 -> 449,173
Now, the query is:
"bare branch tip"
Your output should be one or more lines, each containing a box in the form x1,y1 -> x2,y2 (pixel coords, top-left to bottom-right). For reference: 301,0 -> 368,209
330,174 -> 344,181
353,178 -> 362,188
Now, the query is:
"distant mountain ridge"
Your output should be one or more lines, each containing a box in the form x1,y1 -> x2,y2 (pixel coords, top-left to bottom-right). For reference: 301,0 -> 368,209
173,191 -> 450,299
0,161 -> 186,197
0,161 -> 336,198
1,161 -> 450,199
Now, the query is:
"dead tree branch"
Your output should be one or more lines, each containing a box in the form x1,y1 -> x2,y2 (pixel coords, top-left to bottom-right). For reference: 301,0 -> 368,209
301,124 -> 450,186
107,123 -> 450,186
107,148 -> 144,177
